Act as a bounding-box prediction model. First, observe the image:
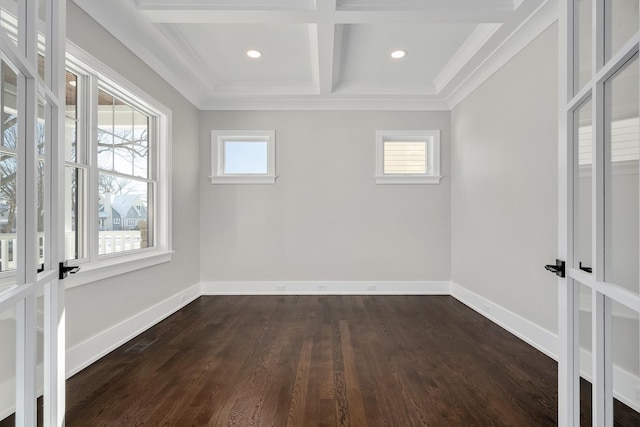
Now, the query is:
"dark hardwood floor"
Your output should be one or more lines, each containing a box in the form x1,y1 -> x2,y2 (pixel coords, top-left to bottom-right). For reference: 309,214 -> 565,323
68,295 -> 558,426
2,295 -> 640,425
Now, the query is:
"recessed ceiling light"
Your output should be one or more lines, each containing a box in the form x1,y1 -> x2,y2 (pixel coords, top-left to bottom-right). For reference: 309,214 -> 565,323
391,50 -> 407,59
247,50 -> 262,59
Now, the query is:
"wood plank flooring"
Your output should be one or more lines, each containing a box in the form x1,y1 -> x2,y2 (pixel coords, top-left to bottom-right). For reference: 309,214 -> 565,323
2,295 -> 640,425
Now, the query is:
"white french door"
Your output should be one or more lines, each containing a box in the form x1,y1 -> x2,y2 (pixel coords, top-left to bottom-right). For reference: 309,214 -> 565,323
560,0 -> 640,425
0,0 -> 65,426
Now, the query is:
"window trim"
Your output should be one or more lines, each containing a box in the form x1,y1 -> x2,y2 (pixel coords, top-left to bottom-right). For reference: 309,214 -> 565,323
64,42 -> 172,289
210,130 -> 276,184
375,129 -> 441,184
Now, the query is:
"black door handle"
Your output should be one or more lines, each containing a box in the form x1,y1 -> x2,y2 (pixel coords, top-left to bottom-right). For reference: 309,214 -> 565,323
545,259 -> 565,277
59,261 -> 80,280
579,262 -> 592,273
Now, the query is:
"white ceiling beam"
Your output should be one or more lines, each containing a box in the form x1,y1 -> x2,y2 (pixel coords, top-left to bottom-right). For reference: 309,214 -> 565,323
433,23 -> 502,92
316,0 -> 337,95
139,10 -> 318,24
134,0 -> 315,11
335,0 -> 515,11
72,0 -> 212,107
333,10 -> 512,24
155,24 -> 219,92
140,9 -> 511,24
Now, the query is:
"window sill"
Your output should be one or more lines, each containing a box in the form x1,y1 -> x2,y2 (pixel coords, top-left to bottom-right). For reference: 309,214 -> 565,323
375,175 -> 442,185
210,175 -> 277,184
64,250 -> 174,289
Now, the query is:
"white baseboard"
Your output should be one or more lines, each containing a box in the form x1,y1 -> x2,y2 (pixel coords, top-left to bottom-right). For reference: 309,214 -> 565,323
66,282 -> 201,378
450,281 -> 559,360
200,280 -> 451,296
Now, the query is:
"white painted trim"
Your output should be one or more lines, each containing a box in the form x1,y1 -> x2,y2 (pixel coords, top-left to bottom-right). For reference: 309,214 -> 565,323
446,0 -> 558,109
199,97 -> 452,111
210,130 -> 277,185
374,176 -> 442,184
64,251 -> 174,289
434,23 -> 503,92
375,129 -> 441,185
201,281 -> 450,295
65,282 -> 201,378
450,282 -> 559,359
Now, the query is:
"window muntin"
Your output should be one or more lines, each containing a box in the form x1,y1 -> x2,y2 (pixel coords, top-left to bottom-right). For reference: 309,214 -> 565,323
211,130 -> 276,184
96,86 -> 153,256
375,130 -> 441,184
63,44 -> 171,285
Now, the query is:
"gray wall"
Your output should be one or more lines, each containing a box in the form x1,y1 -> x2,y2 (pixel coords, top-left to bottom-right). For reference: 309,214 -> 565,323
199,111 -> 451,283
451,24 -> 559,333
65,2 -> 201,348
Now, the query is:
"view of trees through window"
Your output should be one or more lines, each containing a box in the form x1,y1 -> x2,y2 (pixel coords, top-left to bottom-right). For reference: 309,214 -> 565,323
96,88 -> 152,255
64,67 -> 154,261
0,60 -> 18,272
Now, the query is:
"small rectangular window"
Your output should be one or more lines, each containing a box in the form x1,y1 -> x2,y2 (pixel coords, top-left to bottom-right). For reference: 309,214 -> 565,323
223,141 -> 268,174
375,130 -> 441,184
383,141 -> 427,174
113,218 -> 120,225
211,130 -> 276,184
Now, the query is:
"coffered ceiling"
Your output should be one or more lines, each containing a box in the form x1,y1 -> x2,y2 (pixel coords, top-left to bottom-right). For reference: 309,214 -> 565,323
71,0 -> 557,110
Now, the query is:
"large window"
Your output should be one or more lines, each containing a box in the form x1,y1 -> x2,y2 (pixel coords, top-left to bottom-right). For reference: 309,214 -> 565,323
64,44 -> 171,285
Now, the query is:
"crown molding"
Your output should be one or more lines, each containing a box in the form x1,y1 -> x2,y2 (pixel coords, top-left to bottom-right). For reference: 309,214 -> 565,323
445,0 -> 557,109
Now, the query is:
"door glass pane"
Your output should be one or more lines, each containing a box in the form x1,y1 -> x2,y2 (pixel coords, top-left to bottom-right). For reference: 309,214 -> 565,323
36,294 -> 44,425
574,0 -> 592,94
37,0 -> 45,81
604,55 -> 639,294
0,304 -> 16,425
98,174 -> 151,255
65,71 -> 77,163
65,167 -> 82,261
36,96 -> 45,270
605,0 -> 639,62
1,60 -> 19,275
578,284 -> 594,424
574,98 -> 593,272
0,0 -> 18,47
611,300 -> 640,423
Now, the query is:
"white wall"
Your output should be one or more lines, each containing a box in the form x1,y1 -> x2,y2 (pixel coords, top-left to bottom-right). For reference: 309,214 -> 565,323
199,111 -> 451,284
451,24 -> 559,334
65,3 -> 201,349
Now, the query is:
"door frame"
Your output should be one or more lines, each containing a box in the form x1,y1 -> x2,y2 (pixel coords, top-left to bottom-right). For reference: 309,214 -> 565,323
559,0 -> 640,425
0,0 -> 66,425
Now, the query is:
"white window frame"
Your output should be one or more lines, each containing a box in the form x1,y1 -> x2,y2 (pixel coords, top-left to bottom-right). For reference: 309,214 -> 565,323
375,129 -> 441,184
210,130 -> 276,184
64,42 -> 173,288
113,218 -> 121,225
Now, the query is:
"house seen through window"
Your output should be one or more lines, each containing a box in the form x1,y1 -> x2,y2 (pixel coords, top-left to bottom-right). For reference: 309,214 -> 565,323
63,45 -> 171,277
